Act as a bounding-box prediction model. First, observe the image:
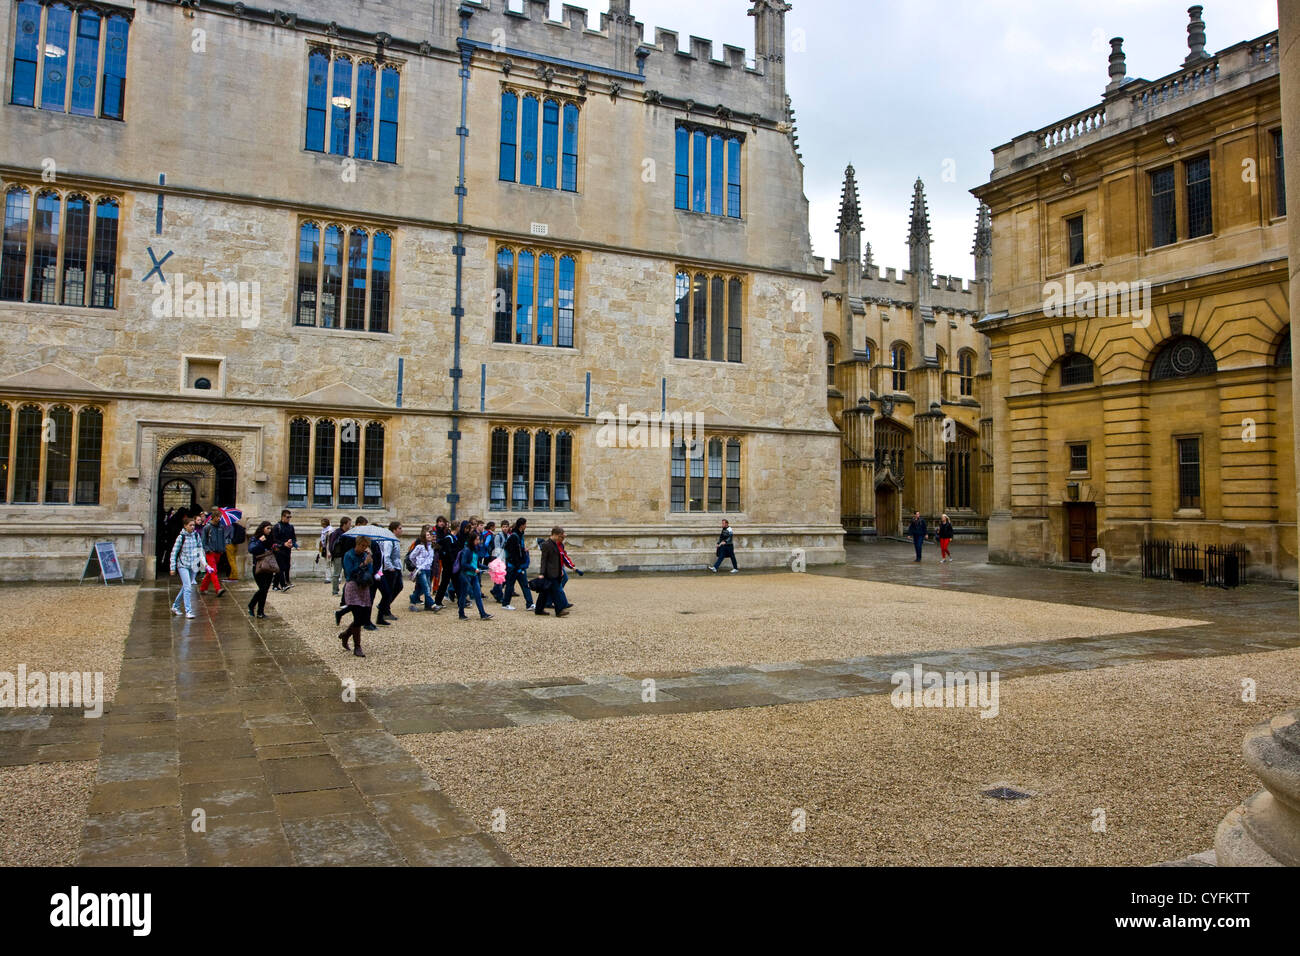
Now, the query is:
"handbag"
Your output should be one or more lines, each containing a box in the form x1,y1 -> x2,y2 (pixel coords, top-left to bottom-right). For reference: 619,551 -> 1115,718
255,551 -> 278,576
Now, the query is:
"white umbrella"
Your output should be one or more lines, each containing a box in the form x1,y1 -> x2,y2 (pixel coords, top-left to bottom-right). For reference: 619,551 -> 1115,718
340,527 -> 400,543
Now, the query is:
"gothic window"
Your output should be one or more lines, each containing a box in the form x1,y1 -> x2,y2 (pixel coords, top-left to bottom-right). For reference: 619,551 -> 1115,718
499,91 -> 579,192
674,270 -> 743,363
289,416 -> 386,509
10,3 -> 128,119
946,427 -> 974,510
0,400 -> 103,505
890,345 -> 908,392
305,50 -> 399,164
826,336 -> 837,388
1151,337 -> 1217,381
0,186 -> 119,308
492,426 -> 573,513
295,221 -> 392,333
494,245 -> 576,348
1060,353 -> 1095,386
674,123 -> 743,219
959,350 -> 975,397
671,437 -> 741,513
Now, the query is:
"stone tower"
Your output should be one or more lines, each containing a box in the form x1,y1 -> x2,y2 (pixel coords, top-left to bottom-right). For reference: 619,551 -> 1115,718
749,0 -> 792,115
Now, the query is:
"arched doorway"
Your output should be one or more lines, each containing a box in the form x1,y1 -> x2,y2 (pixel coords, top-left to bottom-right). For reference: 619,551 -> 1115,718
155,441 -> 238,574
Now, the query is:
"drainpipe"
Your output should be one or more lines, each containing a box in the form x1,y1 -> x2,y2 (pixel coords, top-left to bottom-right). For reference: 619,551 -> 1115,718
449,5 -> 475,523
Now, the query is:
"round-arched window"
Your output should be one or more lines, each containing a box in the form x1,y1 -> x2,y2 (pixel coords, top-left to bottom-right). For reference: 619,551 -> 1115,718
1151,337 -> 1217,381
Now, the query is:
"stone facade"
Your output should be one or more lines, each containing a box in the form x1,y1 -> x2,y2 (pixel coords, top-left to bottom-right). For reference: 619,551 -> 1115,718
973,9 -> 1293,580
823,167 -> 992,538
0,0 -> 844,580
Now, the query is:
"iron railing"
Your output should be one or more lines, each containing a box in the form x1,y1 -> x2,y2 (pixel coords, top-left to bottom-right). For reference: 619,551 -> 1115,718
1141,540 -> 1248,589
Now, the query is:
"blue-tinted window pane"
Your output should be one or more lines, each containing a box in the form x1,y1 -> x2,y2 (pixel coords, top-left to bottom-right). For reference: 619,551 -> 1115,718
305,51 -> 329,151
369,232 -> 391,333
710,134 -> 724,216
296,222 -> 319,326
321,225 -> 343,328
673,272 -> 690,358
345,228 -> 368,330
541,99 -> 560,190
354,62 -> 376,160
494,248 -> 514,343
499,92 -> 517,182
558,256 -> 575,348
378,68 -> 399,163
100,15 -> 129,119
69,10 -> 100,116
537,253 -> 554,346
727,138 -> 742,218
520,96 -> 539,186
692,130 -> 707,212
329,58 -> 352,156
1,189 -> 32,302
675,127 -> 690,210
11,2 -> 41,108
516,251 -> 534,344
40,4 -> 73,113
91,199 -> 117,308
562,103 -> 579,192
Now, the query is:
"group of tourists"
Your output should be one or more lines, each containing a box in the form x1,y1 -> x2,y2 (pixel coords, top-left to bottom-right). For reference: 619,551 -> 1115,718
321,516 -> 582,658
167,507 -> 299,619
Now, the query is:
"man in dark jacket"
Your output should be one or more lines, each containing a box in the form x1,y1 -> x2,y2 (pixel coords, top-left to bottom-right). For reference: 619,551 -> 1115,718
502,519 -> 534,611
906,512 -> 927,563
710,520 -> 738,573
271,510 -> 298,590
433,518 -> 462,608
535,527 -> 569,617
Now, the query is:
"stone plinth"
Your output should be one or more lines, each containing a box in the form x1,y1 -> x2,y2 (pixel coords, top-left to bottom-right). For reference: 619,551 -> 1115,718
1215,710 -> 1300,867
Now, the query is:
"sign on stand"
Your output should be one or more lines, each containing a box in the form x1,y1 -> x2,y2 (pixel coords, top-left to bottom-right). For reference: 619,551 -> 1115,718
80,541 -> 125,585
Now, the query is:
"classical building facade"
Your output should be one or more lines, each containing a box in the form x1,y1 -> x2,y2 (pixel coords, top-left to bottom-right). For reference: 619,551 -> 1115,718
0,0 -> 844,580
973,8 -> 1293,579
823,168 -> 992,538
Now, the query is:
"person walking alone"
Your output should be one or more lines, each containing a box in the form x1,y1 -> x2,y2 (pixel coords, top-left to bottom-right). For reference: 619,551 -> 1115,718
938,514 -> 955,563
247,521 -> 277,619
710,520 -> 738,573
169,516 -> 206,619
907,512 -> 928,563
271,510 -> 298,591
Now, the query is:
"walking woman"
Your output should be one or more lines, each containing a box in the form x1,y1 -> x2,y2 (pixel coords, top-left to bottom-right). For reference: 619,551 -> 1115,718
938,514 -> 955,564
169,516 -> 206,619
408,526 -> 439,612
247,521 -> 276,619
336,536 -> 375,658
457,530 -> 494,621
502,518 -> 534,611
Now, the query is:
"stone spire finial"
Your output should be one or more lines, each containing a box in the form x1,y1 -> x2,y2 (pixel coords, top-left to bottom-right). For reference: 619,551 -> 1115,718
907,177 -> 931,249
864,242 -> 874,270
609,0 -> 631,13
1106,37 -> 1127,93
1184,5 -> 1210,65
972,202 -> 992,261
837,164 -> 862,234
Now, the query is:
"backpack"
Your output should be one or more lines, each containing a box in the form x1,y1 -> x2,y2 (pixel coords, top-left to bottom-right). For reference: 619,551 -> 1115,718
404,541 -> 417,573
329,528 -> 349,559
451,549 -> 464,577
231,523 -> 247,545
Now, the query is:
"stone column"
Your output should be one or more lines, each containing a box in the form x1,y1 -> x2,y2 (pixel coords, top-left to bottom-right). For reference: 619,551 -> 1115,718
913,403 -> 947,521
841,400 -> 875,537
1213,0 -> 1300,867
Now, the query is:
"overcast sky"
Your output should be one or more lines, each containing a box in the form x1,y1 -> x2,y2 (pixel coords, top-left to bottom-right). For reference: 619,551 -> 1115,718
535,0 -> 1280,278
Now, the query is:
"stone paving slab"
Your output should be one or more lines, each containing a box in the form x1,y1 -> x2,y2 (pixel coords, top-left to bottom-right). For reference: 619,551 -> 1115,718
54,586 -> 513,867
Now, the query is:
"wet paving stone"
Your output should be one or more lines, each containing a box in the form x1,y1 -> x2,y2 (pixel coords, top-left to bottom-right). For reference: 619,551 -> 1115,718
282,814 -> 406,867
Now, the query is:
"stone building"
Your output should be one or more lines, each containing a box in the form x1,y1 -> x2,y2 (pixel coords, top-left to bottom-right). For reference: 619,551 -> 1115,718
973,8 -> 1293,579
0,0 -> 844,580
823,167 -> 992,538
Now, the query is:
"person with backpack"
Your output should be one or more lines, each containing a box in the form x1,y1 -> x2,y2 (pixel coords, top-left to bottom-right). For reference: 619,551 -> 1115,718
408,526 -> 439,612
501,518 -> 534,611
709,520 -> 738,573
328,517 -> 353,596
455,529 -> 493,621
374,521 -> 405,625
169,516 -> 207,619
199,509 -> 229,596
535,527 -> 570,617
433,519 -> 463,609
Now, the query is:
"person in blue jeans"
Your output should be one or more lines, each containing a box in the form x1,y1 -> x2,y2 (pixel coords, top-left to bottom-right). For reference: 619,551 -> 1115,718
711,520 -> 738,572
907,512 -> 928,562
408,527 -> 438,611
457,530 -> 493,621
501,518 -> 534,611
169,517 -> 206,619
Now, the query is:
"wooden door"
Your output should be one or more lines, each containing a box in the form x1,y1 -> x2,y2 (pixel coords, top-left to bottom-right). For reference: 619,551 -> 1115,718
1067,504 -> 1097,563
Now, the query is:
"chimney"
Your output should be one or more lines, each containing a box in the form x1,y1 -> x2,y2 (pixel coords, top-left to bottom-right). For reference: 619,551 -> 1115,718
1184,5 -> 1210,66
1105,37 -> 1126,94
